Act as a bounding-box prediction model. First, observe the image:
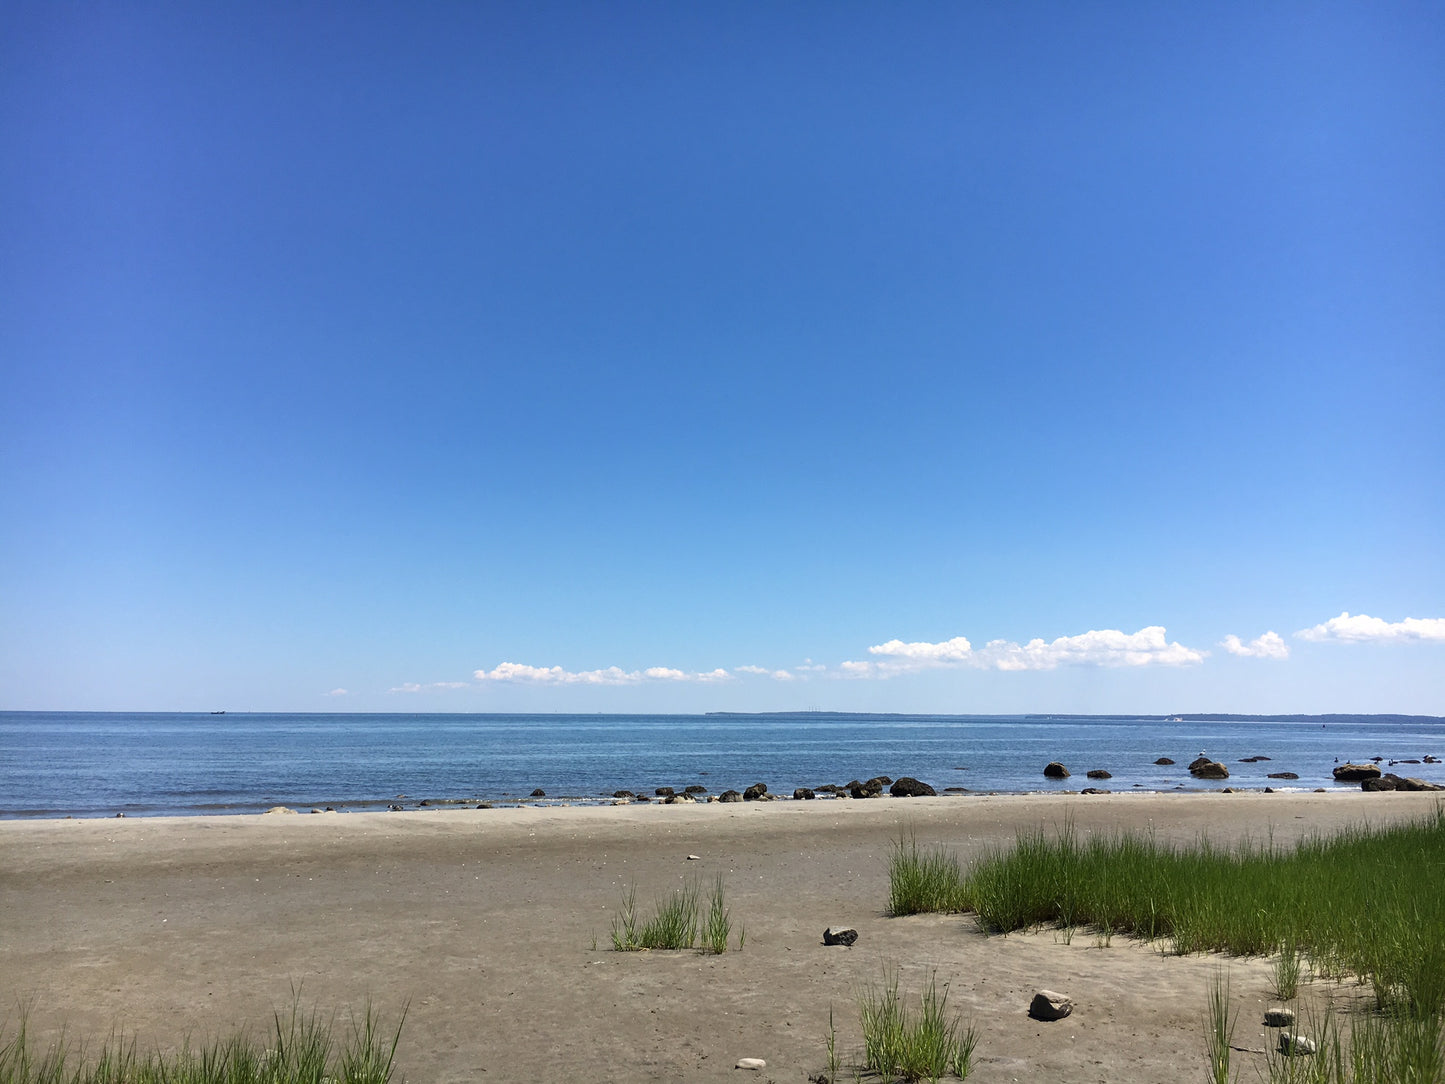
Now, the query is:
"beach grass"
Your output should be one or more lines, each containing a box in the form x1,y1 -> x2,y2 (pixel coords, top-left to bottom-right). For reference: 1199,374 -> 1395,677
611,875 -> 741,953
888,833 -> 969,916
854,969 -> 976,1083
892,807 -> 1445,1020
1205,971 -> 1236,1084
0,999 -> 405,1084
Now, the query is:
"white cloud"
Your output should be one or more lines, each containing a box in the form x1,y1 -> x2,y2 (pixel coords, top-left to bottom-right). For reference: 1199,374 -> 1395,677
389,680 -> 470,693
326,688 -> 348,696
736,665 -> 796,681
867,636 -> 974,662
1296,612 -> 1445,643
857,625 -> 1206,673
1221,631 -> 1290,659
473,662 -> 732,685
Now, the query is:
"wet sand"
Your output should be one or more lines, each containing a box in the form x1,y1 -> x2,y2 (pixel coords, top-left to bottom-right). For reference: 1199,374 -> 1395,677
2,791 -> 1437,1082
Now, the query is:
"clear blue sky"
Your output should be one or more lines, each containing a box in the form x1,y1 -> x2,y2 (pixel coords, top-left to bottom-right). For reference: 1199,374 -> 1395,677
3,2 -> 1442,714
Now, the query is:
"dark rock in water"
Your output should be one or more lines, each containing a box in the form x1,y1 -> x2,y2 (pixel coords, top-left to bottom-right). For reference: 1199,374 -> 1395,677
793,787 -> 816,800
1267,772 -> 1300,780
1333,763 -> 1381,782
849,779 -> 883,799
684,784 -> 708,794
475,801 -> 493,809
718,789 -> 743,803
1155,757 -> 1175,765
1043,762 -> 1071,779
635,793 -> 651,802
1370,756 -> 1384,762
1086,769 -> 1112,779
1188,756 -> 1212,771
613,790 -> 635,799
944,787 -> 969,793
814,784 -> 844,795
1081,788 -> 1110,795
1424,755 -> 1441,764
868,776 -> 893,787
387,804 -> 403,812
655,786 -> 675,797
889,777 -> 936,797
1190,759 -> 1230,779
1028,990 -> 1073,1021
822,926 -> 859,946
530,788 -> 546,797
743,782 -> 769,801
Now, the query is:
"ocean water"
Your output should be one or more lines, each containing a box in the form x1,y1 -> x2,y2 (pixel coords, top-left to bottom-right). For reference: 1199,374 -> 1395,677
2,711 -> 1443,819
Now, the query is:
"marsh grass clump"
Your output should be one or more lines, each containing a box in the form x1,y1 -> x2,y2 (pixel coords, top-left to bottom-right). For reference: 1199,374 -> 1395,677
949,807 -> 1445,1019
0,999 -> 405,1084
611,875 -> 742,953
855,970 -> 976,1082
888,833 -> 969,916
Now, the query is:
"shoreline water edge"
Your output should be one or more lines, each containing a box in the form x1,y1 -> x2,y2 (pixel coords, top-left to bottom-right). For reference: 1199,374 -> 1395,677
3,710 -> 1442,820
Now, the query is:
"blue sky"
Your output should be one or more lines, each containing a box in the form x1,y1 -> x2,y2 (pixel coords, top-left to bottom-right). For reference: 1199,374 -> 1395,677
2,2 -> 1442,714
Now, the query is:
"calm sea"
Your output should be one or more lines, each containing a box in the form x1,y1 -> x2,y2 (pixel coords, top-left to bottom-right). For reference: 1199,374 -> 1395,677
2,711 -> 1442,819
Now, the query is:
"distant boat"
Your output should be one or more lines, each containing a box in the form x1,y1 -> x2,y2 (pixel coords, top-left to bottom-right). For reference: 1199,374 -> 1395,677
210,710 -> 226,715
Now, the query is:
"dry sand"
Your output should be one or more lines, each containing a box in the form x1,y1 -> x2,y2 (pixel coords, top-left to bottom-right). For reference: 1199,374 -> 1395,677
2,791 -> 1438,1082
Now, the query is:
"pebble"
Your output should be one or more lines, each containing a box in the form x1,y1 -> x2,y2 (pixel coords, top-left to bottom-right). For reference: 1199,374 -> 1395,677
687,854 -> 702,860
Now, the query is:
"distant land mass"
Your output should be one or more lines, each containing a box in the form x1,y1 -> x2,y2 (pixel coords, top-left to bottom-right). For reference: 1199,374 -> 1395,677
704,711 -> 1445,724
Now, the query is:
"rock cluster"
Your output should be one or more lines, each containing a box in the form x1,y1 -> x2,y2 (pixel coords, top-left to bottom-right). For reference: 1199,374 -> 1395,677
1361,773 -> 1444,792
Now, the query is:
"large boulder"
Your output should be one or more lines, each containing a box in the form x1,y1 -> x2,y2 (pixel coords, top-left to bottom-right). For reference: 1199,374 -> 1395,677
1043,762 -> 1070,779
1333,763 -> 1381,782
1363,773 -> 1444,792
718,789 -> 743,803
1189,758 -> 1230,779
849,779 -> 884,799
793,787 -> 816,800
743,782 -> 769,801
889,777 -> 936,797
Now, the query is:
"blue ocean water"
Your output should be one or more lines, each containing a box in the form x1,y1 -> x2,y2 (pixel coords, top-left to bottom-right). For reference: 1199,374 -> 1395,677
2,711 -> 1443,818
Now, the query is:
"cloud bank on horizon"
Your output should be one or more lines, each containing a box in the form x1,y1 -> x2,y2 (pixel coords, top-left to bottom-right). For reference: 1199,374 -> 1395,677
381,612 -> 1444,695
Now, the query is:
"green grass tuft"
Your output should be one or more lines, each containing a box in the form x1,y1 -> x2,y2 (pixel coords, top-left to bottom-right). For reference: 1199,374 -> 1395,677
0,998 -> 406,1084
856,970 -> 976,1082
612,875 -> 742,953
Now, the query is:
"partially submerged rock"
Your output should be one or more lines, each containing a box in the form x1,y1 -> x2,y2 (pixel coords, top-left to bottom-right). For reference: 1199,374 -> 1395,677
1189,758 -> 1229,779
889,777 -> 936,797
1333,763 -> 1380,782
1085,769 -> 1112,779
1043,762 -> 1070,779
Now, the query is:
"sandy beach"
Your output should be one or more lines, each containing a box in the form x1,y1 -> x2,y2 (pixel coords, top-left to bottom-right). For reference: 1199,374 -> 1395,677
2,791 -> 1439,1082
